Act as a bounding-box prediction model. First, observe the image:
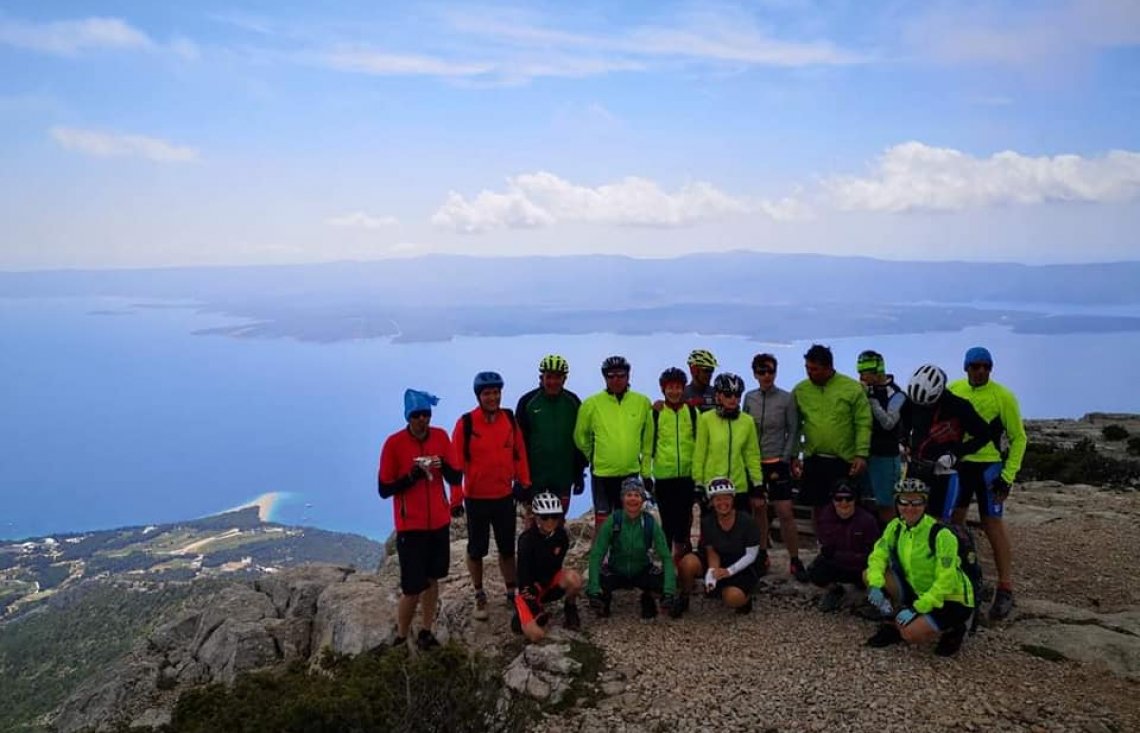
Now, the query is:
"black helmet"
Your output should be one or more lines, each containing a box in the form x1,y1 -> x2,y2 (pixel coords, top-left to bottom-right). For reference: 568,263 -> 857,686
713,372 -> 745,396
601,355 -> 630,375
659,367 -> 688,386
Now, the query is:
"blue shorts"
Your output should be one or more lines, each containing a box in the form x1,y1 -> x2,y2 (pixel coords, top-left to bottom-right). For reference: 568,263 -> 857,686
958,462 -> 1006,519
864,456 -> 901,507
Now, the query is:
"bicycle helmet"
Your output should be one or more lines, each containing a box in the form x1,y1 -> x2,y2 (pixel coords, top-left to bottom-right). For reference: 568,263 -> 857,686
659,367 -> 688,386
601,355 -> 630,375
473,371 -> 505,395
856,350 -> 885,375
620,475 -> 646,497
539,354 -> 569,375
687,349 -> 718,369
531,491 -> 564,516
906,364 -> 946,406
713,372 -> 745,396
706,477 -> 736,497
963,346 -> 993,369
894,476 -> 930,497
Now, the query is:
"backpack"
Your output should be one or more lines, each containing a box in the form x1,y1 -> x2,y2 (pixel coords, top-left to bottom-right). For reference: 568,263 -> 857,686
651,404 -> 698,458
461,408 -> 519,464
609,511 -> 658,564
890,520 -> 984,633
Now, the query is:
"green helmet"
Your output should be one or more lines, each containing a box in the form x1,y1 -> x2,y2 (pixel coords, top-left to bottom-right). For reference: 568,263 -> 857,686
856,350 -> 885,374
687,349 -> 718,369
539,354 -> 569,375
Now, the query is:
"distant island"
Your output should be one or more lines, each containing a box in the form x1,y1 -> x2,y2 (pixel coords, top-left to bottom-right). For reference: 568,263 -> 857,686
4,252 -> 1139,343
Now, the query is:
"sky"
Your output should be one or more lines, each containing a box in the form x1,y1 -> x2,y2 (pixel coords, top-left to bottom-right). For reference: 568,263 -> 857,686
1,0 -> 1139,270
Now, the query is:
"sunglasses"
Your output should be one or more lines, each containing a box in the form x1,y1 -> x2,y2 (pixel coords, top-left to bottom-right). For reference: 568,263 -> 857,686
832,496 -> 855,503
966,363 -> 992,371
895,497 -> 927,507
755,367 -> 775,375
605,372 -> 629,379
408,410 -> 431,419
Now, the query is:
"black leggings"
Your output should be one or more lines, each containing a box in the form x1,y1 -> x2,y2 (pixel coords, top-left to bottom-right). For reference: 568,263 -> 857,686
656,477 -> 695,547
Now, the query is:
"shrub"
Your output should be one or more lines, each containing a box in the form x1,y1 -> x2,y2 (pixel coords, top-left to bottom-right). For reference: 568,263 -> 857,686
1020,440 -> 1140,486
1102,424 -> 1130,441
167,644 -> 532,733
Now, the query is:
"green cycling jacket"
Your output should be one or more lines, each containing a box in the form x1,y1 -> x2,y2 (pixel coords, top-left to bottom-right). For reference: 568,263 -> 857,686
792,372 -> 872,461
947,378 -> 1026,484
574,389 -> 652,478
640,403 -> 698,480
691,410 -> 763,493
587,510 -> 676,596
866,514 -> 975,613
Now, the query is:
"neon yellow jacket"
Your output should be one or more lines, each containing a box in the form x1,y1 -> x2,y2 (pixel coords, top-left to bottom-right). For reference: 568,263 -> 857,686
948,378 -> 1026,484
865,514 -> 975,613
574,389 -> 652,478
792,373 -> 872,461
640,403 -> 698,480
691,410 -> 763,493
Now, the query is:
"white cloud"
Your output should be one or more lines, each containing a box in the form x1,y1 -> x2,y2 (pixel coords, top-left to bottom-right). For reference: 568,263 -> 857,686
326,212 -> 399,229
321,48 -> 494,77
0,17 -> 154,55
826,142 -> 1140,213
50,127 -> 199,163
431,171 -> 805,233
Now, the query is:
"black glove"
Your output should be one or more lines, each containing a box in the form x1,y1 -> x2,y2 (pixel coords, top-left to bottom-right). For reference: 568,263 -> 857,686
409,463 -> 428,482
450,504 -> 465,519
750,484 -> 767,502
642,477 -> 655,500
512,482 -> 532,503
572,474 -> 586,496
992,476 -> 1011,502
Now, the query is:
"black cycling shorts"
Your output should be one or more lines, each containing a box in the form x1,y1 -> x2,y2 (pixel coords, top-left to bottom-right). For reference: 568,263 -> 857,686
762,461 -> 794,502
599,564 -> 664,594
465,497 -> 516,560
799,456 -> 850,507
806,555 -> 865,588
396,526 -> 450,595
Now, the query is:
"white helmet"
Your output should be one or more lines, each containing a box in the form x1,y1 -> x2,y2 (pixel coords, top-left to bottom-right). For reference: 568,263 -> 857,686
906,364 -> 947,406
532,492 -> 563,516
706,477 -> 736,497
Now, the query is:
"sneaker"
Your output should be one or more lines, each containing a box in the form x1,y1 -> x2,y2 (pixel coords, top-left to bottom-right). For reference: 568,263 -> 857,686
989,588 -> 1014,621
669,594 -> 688,619
415,629 -> 441,651
473,590 -> 489,621
735,597 -> 754,615
639,591 -> 658,620
866,624 -> 902,648
818,584 -> 845,613
563,602 -> 581,631
934,625 -> 966,657
790,557 -> 809,583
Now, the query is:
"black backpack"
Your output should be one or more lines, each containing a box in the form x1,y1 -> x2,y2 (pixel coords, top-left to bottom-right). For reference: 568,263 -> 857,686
891,520 -> 984,633
461,408 -> 519,464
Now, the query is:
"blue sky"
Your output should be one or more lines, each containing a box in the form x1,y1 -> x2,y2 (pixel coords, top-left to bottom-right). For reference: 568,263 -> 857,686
1,0 -> 1138,269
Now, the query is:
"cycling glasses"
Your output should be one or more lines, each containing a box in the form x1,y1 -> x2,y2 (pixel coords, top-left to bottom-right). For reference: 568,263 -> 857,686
408,410 -> 431,420
832,495 -> 856,503
966,362 -> 992,371
895,497 -> 926,507
754,367 -> 775,375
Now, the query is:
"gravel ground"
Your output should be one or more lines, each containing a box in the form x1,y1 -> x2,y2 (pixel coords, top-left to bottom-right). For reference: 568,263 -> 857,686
539,487 -> 1140,733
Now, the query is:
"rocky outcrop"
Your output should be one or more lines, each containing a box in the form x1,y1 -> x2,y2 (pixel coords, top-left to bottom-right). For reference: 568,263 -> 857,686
1012,599 -> 1140,681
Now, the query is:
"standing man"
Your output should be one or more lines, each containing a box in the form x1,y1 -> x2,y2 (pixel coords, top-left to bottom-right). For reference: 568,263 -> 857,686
743,353 -> 806,581
856,350 -> 907,525
948,346 -> 1027,621
574,356 -> 652,530
377,388 -> 463,651
684,349 -> 719,412
792,344 -> 873,530
516,354 -> 588,515
452,371 -> 531,622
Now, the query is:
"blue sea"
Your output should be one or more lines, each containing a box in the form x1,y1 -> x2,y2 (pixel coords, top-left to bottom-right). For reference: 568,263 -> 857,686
4,296 -> 1140,542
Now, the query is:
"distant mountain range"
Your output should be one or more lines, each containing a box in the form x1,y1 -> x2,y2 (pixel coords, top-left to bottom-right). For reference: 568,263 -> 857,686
3,252 -> 1139,342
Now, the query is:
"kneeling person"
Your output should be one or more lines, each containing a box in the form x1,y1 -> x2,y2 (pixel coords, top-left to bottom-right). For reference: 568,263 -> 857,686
810,481 -> 880,612
512,492 -> 583,642
587,477 -> 676,619
863,478 -> 976,657
678,478 -> 763,616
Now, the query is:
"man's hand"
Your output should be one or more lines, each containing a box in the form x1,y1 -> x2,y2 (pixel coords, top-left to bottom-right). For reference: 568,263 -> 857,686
408,463 -> 428,483
791,458 -> 803,479
992,476 -> 1012,503
848,457 -> 867,477
652,399 -> 665,410
512,482 -> 532,503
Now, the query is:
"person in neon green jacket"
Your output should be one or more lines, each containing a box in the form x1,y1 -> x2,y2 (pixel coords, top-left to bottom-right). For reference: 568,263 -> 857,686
641,367 -> 699,560
947,346 -> 1027,622
574,355 -> 652,530
691,373 -> 763,517
864,478 -> 975,657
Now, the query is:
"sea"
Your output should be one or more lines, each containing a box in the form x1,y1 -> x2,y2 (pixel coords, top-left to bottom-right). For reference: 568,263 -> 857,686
4,296 -> 1140,542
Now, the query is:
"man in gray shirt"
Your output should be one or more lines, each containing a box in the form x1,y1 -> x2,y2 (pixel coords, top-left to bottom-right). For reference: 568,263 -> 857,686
742,353 -> 806,582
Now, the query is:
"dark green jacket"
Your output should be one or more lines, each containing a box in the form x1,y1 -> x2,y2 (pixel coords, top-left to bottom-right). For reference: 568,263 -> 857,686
516,387 -> 587,492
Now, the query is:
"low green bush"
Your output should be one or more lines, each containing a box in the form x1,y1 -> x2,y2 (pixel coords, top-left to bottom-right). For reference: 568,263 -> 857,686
1020,440 -> 1140,486
1101,424 -> 1130,441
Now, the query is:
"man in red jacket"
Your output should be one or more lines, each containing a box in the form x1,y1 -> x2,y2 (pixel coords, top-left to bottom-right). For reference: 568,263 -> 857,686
452,371 -> 532,621
377,388 -> 463,651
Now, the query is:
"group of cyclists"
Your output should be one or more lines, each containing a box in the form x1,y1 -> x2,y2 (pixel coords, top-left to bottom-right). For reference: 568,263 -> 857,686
377,343 -> 1026,657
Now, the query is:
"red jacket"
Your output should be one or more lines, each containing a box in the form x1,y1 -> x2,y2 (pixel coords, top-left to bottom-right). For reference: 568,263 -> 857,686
451,408 -> 531,504
377,426 -> 461,532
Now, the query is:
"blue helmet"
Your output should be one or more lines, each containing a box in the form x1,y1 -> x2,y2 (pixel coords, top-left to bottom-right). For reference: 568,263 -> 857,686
963,347 -> 993,370
473,371 -> 504,395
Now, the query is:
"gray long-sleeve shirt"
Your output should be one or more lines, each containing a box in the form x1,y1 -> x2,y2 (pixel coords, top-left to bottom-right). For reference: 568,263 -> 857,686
742,385 -> 799,462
